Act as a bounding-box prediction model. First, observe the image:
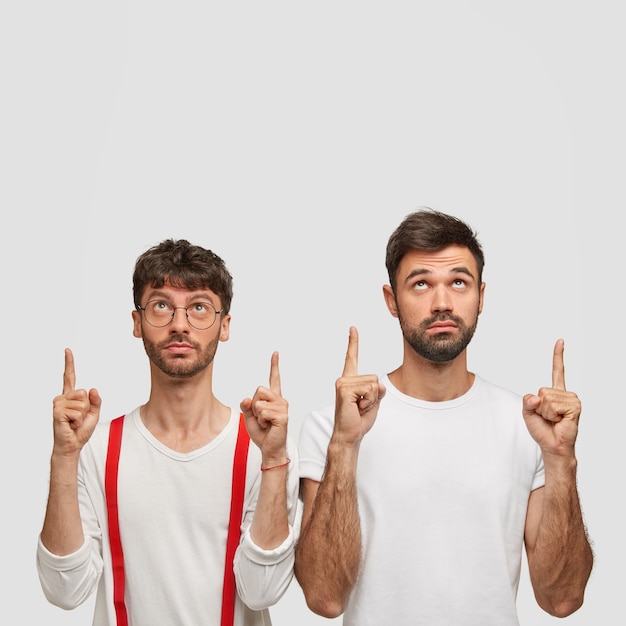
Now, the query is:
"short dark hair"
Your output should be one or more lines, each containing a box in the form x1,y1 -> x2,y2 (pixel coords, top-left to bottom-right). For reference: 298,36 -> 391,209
385,208 -> 485,292
133,239 -> 233,314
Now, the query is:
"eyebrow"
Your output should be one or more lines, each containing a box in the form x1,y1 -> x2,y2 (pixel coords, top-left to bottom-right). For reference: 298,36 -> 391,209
404,266 -> 476,284
145,289 -> 217,304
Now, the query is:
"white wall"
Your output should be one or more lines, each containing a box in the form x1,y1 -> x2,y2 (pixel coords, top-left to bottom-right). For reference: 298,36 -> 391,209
2,2 -> 620,623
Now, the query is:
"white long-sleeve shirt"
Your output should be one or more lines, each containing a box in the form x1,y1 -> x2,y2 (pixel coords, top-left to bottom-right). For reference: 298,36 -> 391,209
37,407 -> 299,626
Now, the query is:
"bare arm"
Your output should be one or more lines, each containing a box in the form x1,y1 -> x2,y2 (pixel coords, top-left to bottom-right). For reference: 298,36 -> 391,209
295,327 -> 386,618
40,349 -> 101,555
522,340 -> 593,617
241,352 -> 290,549
295,451 -> 361,617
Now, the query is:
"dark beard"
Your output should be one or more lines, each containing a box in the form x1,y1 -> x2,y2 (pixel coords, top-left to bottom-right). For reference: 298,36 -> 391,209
400,311 -> 478,363
142,334 -> 220,378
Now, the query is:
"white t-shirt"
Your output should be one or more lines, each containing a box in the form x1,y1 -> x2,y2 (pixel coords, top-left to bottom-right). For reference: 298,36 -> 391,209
38,407 -> 299,626
299,374 -> 544,626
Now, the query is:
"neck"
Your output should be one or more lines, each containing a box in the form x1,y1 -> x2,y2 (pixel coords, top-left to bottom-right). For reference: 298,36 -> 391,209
388,350 -> 474,402
140,370 -> 230,451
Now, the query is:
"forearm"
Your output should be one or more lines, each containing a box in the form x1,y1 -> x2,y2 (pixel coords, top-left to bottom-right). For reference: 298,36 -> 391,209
249,461 -> 290,549
40,452 -> 85,555
528,457 -> 593,617
295,442 -> 361,618
236,446 -> 297,609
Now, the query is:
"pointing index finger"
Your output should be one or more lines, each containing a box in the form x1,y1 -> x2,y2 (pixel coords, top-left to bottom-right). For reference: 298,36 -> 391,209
63,348 -> 76,394
342,326 -> 359,377
552,338 -> 566,390
269,351 -> 282,395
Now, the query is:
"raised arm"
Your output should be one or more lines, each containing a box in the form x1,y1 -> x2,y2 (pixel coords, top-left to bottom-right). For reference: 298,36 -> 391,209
236,352 -> 298,610
40,348 -> 101,555
240,351 -> 292,550
522,339 -> 593,617
295,327 -> 386,618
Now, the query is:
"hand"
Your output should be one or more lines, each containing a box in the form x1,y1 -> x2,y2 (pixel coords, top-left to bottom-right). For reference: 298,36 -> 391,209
51,348 -> 102,457
522,339 -> 581,457
333,326 -> 386,447
240,351 -> 289,465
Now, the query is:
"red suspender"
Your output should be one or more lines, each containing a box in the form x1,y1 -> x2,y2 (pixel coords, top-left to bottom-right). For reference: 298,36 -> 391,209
221,414 -> 251,626
105,416 -> 128,626
105,413 -> 250,626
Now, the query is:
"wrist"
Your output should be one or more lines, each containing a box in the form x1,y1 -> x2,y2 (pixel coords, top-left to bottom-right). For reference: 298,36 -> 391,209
50,449 -> 81,466
260,458 -> 291,472
542,453 -> 578,476
260,448 -> 289,470
326,439 -> 360,474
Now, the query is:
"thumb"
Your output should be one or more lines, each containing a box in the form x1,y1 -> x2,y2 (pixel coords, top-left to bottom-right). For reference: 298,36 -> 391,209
240,397 -> 252,414
89,388 -> 103,415
522,393 -> 540,415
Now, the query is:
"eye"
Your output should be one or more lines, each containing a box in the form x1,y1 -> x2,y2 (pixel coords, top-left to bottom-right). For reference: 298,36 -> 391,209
413,280 -> 428,291
192,302 -> 210,314
452,278 -> 467,289
152,300 -> 172,312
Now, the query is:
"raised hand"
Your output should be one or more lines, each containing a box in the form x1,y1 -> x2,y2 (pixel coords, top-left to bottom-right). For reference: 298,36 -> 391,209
333,326 -> 386,446
240,351 -> 289,465
522,339 -> 581,457
52,348 -> 102,457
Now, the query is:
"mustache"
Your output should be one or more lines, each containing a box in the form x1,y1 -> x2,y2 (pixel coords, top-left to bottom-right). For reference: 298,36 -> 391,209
421,312 -> 464,327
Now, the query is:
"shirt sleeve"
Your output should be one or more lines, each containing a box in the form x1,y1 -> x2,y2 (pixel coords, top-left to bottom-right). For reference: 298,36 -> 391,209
531,446 -> 546,491
36,449 -> 104,609
298,401 -> 335,482
233,435 -> 300,610
36,536 -> 102,609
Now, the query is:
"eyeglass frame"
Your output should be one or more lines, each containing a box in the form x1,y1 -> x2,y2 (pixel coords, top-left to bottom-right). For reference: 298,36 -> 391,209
136,299 -> 224,330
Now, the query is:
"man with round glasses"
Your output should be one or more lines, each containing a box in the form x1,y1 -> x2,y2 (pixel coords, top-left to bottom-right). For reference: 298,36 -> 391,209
36,239 -> 299,626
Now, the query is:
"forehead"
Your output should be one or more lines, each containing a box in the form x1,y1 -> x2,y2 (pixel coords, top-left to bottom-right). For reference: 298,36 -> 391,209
143,281 -> 220,304
396,245 -> 478,280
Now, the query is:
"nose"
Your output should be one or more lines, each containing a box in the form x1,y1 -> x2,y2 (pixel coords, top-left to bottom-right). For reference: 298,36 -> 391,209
431,285 -> 453,313
170,306 -> 190,331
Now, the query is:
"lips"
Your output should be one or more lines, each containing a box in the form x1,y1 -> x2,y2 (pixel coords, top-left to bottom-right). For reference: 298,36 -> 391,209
165,342 -> 194,354
428,322 -> 458,333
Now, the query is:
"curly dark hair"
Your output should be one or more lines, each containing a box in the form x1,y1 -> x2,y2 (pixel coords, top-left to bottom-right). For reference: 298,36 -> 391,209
132,239 -> 233,314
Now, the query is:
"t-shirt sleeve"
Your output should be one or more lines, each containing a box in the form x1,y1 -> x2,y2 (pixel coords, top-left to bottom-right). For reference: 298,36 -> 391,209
298,401 -> 335,482
531,447 -> 545,491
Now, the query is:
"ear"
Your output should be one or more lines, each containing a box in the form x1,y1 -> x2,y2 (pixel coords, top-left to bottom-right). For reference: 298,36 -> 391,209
478,282 -> 486,315
218,314 -> 231,342
382,284 -> 399,318
132,309 -> 143,338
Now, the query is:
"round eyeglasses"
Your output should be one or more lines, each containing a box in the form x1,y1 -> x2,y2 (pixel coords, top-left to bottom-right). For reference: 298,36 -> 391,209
137,300 -> 223,330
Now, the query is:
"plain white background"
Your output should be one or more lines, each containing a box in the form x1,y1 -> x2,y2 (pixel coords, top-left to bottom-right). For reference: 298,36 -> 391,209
1,1 -> 621,624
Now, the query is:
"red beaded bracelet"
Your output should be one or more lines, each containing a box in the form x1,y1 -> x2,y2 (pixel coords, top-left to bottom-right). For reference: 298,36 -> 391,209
261,458 -> 291,472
